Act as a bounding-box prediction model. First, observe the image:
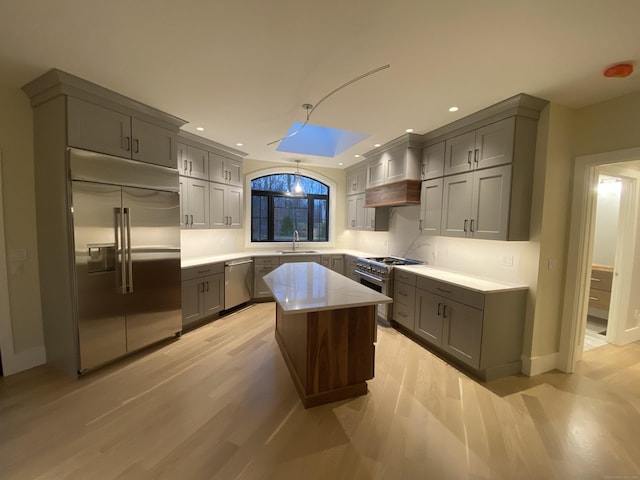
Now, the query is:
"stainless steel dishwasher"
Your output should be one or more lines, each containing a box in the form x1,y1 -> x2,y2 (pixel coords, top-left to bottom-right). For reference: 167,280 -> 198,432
224,258 -> 254,310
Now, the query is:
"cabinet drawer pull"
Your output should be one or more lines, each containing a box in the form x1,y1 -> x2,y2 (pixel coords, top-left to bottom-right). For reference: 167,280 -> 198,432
590,278 -> 601,282
437,286 -> 452,294
198,269 -> 211,273
399,312 -> 407,317
399,291 -> 407,296
589,296 -> 599,301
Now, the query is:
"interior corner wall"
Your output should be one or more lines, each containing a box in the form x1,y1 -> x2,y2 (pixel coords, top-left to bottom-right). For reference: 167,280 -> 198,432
0,82 -> 44,360
528,103 -> 575,361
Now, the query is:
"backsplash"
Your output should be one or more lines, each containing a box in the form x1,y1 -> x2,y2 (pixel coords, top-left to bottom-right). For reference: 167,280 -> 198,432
181,229 -> 244,261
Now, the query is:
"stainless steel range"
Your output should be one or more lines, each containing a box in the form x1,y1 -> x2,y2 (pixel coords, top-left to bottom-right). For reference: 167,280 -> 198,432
354,256 -> 423,324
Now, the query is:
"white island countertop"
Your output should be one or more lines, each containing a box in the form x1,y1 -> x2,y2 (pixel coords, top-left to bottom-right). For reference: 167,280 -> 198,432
263,262 -> 392,314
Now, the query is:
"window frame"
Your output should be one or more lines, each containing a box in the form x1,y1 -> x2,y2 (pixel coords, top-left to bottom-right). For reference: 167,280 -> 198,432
245,166 -> 337,249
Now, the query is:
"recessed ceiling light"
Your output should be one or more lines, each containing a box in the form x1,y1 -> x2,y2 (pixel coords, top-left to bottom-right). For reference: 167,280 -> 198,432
196,127 -> 204,131
374,143 -> 381,147
338,162 -> 344,166
406,128 -> 414,133
448,106 -> 459,112
236,143 -> 243,147
354,154 -> 360,158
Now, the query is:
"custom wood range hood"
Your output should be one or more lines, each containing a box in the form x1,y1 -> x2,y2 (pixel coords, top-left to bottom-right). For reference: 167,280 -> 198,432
362,134 -> 423,208
365,179 -> 421,207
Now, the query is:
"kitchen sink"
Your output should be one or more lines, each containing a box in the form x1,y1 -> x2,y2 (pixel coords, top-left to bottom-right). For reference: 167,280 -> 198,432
277,250 -> 318,254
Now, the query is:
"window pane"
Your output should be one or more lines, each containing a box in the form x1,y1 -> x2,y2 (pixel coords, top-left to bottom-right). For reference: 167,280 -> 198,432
313,198 -> 328,240
251,195 -> 269,241
274,197 -> 308,241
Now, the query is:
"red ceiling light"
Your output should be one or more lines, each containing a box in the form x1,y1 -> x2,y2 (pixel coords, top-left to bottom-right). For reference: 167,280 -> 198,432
603,63 -> 634,78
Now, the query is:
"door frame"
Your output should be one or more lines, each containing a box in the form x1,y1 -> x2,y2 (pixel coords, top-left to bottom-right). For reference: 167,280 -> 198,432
558,146 -> 640,372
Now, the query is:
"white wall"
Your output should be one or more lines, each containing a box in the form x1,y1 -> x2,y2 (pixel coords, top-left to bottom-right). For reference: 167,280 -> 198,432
592,176 -> 621,267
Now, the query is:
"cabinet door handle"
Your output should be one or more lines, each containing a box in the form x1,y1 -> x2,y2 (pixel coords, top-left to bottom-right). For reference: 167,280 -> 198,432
421,164 -> 425,177
205,281 -> 210,292
463,219 -> 468,232
470,219 -> 475,232
437,302 -> 443,316
183,160 -> 188,172
184,214 -> 189,226
190,214 -> 193,225
419,219 -> 423,230
443,304 -> 449,318
200,282 -> 205,293
189,161 -> 193,174
474,148 -> 479,164
370,219 -> 374,228
351,220 -> 355,227
134,139 -> 140,154
124,136 -> 131,152
467,150 -> 472,167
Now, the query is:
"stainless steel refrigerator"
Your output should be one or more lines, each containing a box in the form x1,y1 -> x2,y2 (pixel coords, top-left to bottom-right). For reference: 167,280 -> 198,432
69,148 -> 181,373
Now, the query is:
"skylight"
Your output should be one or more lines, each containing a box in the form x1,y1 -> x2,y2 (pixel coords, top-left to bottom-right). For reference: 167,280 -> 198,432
276,122 -> 369,158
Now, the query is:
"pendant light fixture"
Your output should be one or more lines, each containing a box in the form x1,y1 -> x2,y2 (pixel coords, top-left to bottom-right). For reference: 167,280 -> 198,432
288,160 -> 306,197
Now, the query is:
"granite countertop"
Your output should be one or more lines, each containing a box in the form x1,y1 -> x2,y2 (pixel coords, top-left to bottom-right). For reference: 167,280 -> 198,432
181,249 -> 376,268
394,265 -> 528,293
262,262 -> 392,314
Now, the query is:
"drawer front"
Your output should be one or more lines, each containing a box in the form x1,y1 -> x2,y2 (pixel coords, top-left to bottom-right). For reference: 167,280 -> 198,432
394,269 -> 417,286
589,288 -> 611,310
416,276 -> 484,310
393,301 -> 415,329
590,267 -> 613,292
182,262 -> 224,281
394,282 -> 416,305
254,256 -> 279,267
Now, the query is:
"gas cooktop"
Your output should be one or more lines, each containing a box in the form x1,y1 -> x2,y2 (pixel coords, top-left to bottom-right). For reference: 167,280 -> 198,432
361,256 -> 423,266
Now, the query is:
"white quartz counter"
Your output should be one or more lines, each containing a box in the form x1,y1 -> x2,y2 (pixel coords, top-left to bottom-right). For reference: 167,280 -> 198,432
263,262 -> 392,314
181,249 -> 376,269
395,265 -> 528,293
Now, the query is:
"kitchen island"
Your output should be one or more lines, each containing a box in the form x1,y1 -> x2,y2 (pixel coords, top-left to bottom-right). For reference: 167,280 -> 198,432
263,262 -> 392,408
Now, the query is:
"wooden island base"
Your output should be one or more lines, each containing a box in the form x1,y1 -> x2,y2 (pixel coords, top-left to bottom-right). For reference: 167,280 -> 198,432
274,304 -> 376,408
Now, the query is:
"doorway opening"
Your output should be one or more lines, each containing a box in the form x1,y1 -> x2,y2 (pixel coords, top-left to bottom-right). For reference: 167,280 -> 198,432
559,147 -> 640,372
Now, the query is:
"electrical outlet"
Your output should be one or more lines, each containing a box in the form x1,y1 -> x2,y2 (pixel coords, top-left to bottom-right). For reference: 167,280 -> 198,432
547,258 -> 556,270
502,255 -> 514,267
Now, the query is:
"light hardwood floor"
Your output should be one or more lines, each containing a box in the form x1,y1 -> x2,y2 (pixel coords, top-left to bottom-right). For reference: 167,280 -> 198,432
1,302 -> 639,479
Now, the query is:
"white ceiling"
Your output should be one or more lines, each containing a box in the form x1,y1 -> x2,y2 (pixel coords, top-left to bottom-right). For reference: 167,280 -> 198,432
2,0 -> 640,169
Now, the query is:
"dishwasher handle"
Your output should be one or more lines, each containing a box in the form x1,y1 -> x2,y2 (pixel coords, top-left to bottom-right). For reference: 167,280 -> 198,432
225,259 -> 254,267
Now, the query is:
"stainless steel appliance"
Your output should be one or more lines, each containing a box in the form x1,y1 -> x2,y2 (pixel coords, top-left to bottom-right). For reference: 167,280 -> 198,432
225,258 -> 254,310
354,256 -> 423,324
70,148 -> 182,373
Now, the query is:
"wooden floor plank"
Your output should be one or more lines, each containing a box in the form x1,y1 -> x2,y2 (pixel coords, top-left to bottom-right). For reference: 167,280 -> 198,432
1,302 -> 639,479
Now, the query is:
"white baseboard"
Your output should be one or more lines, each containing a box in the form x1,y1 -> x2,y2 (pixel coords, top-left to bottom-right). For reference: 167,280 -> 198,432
521,352 -> 559,376
2,345 -> 46,376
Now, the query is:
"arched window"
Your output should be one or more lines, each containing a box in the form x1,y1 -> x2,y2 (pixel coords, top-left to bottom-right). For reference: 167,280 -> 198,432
251,174 -> 329,242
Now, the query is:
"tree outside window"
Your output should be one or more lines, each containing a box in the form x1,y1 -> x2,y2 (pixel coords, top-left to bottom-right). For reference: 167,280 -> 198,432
251,174 -> 329,242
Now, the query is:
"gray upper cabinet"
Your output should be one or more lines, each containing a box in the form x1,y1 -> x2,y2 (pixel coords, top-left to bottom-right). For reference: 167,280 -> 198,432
67,97 -> 177,168
366,156 -> 386,187
209,152 -> 242,186
346,165 -> 366,195
419,178 -> 443,236
421,142 -> 445,180
177,143 -> 209,179
366,145 -> 421,187
180,176 -> 209,229
209,183 -> 243,229
441,165 -> 512,240
444,117 -> 515,176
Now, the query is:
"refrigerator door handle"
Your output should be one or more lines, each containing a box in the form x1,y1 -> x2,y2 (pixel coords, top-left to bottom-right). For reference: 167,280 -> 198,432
124,207 -> 134,293
115,207 -> 127,294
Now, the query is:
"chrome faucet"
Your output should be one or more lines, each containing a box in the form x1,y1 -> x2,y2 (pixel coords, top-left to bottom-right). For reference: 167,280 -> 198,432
292,230 -> 299,251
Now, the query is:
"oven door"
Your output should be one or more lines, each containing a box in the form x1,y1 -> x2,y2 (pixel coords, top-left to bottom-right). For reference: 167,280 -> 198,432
355,269 -> 389,324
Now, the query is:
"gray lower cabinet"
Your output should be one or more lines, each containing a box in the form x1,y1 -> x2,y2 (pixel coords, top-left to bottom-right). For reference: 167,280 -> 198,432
344,254 -> 359,282
321,254 -> 344,275
392,269 -> 526,380
181,263 -> 225,328
393,270 -> 416,330
279,255 -> 321,265
254,256 -> 280,298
